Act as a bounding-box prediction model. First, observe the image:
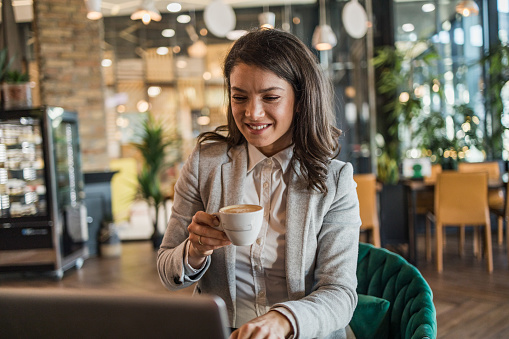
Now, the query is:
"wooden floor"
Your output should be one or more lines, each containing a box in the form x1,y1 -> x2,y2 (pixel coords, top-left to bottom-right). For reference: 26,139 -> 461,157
1,233 -> 509,338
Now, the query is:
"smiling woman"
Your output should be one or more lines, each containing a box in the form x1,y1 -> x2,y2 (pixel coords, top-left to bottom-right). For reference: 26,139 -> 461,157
157,28 -> 361,339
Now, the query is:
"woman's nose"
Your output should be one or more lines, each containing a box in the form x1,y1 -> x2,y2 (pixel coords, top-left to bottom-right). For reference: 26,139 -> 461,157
245,100 -> 265,119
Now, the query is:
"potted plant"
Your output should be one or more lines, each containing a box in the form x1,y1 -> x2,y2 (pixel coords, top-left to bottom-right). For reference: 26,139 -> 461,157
2,69 -> 31,109
132,113 -> 180,249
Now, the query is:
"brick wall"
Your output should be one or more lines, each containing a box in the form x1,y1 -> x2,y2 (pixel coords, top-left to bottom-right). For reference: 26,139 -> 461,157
32,0 -> 109,171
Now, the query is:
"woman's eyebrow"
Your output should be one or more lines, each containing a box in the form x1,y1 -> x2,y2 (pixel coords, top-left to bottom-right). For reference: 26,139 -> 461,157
231,86 -> 285,93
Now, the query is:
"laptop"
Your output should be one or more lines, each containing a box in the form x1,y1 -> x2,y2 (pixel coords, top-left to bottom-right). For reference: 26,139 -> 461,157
0,288 -> 230,339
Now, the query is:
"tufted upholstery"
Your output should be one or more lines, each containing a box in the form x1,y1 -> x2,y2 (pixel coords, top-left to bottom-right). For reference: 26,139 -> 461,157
355,243 -> 437,339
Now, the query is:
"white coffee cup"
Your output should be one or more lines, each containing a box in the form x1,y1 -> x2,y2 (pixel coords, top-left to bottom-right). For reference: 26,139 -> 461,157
213,204 -> 264,246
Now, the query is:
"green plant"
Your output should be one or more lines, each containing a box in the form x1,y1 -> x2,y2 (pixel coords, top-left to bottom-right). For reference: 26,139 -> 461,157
372,42 -> 440,182
480,43 -> 509,158
131,113 -> 181,248
377,150 -> 399,185
4,70 -> 29,83
0,48 -> 14,83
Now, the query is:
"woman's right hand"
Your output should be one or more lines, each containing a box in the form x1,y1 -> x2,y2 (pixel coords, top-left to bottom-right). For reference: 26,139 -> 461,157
187,211 -> 231,268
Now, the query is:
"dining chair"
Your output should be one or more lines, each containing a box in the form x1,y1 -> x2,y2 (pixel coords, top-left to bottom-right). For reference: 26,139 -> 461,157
353,174 -> 381,247
458,161 -> 505,246
433,171 -> 493,273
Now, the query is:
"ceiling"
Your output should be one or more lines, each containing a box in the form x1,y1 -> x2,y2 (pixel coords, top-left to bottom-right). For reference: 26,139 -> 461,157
8,0 -> 315,23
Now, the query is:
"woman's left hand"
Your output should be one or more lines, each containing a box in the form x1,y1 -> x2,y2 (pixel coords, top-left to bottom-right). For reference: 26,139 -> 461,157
230,311 -> 293,339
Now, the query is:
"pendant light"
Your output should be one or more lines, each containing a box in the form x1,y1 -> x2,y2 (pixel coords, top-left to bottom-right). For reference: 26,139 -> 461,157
85,0 -> 102,20
131,0 -> 162,25
259,4 -> 275,29
342,0 -> 368,39
259,11 -> 276,29
455,0 -> 479,17
312,0 -> 337,51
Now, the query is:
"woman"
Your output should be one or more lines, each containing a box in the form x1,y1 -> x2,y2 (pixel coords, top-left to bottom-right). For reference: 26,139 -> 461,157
157,28 -> 361,339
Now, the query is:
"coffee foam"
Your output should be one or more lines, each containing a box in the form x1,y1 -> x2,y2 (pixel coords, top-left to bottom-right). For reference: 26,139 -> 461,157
221,204 -> 262,214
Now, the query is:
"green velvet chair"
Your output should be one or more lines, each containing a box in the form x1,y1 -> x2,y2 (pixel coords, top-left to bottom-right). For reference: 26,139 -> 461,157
350,242 -> 437,339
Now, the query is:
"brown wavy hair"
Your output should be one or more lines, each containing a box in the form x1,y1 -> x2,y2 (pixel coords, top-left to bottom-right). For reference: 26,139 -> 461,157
198,28 -> 341,194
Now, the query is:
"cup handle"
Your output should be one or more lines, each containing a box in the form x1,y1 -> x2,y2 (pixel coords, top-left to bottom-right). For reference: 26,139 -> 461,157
212,213 -> 224,231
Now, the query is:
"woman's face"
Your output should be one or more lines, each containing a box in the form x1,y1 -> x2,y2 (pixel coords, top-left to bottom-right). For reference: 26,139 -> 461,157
230,63 -> 295,157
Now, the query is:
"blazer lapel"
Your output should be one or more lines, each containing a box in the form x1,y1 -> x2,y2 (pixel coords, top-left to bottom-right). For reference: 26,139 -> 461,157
221,144 -> 247,207
221,144 -> 248,309
285,165 -> 311,300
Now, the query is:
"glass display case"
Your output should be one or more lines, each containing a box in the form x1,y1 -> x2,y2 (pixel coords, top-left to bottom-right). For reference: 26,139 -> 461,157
0,106 -> 88,279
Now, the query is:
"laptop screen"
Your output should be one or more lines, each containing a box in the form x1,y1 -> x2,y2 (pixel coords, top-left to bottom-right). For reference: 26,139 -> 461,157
0,288 -> 230,339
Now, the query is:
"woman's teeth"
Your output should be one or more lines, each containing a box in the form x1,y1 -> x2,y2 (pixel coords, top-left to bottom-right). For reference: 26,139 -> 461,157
249,124 -> 268,130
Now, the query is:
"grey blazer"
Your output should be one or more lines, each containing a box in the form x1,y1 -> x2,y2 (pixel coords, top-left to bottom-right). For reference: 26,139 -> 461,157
157,142 -> 361,339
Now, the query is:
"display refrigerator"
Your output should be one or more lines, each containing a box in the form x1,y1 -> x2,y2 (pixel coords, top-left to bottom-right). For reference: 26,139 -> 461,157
0,106 -> 88,279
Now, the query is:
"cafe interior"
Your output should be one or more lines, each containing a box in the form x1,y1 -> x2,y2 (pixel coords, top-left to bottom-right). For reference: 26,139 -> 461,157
0,0 -> 508,337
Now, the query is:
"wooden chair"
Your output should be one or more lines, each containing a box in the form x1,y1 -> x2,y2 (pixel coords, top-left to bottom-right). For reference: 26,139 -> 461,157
458,161 -> 505,245
353,174 -> 381,247
434,172 -> 493,273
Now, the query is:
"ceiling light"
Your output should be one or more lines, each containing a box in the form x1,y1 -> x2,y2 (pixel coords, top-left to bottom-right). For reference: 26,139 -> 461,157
402,23 -> 415,32
312,25 -> 337,50
188,40 -> 207,58
455,0 -> 479,17
312,0 -> 337,51
167,2 -> 182,13
85,0 -> 102,20
258,11 -> 276,29
101,59 -> 112,67
226,30 -> 247,40
148,86 -> 162,97
422,3 -> 435,12
204,0 -> 236,37
177,14 -> 191,24
136,100 -> 150,112
111,5 -> 120,15
131,0 -> 162,25
197,116 -> 211,126
176,60 -> 188,69
162,29 -> 175,38
156,47 -> 169,55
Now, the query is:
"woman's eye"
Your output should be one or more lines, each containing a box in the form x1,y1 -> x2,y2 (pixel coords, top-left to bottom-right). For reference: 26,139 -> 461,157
265,96 -> 279,101
232,96 -> 246,101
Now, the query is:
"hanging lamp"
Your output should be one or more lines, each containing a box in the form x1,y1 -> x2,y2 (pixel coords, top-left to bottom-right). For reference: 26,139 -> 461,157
85,0 -> 102,20
455,0 -> 479,17
312,0 -> 337,51
131,0 -> 162,25
258,4 -> 275,29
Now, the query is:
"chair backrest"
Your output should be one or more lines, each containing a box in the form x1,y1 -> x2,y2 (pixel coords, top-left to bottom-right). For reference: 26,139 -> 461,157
424,164 -> 442,184
435,171 -> 489,225
458,161 -> 500,181
353,174 -> 379,229
356,243 -> 437,339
